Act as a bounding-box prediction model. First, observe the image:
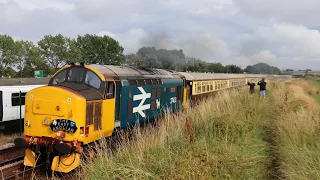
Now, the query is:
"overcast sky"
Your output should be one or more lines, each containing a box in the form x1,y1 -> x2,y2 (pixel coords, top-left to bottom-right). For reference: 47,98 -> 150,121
1,0 -> 320,70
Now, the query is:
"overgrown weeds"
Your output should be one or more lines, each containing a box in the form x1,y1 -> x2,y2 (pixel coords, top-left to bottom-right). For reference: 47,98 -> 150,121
81,78 -> 320,179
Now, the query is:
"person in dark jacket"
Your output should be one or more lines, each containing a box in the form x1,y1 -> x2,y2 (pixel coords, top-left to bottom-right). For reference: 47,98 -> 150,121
247,79 -> 256,94
257,78 -> 267,96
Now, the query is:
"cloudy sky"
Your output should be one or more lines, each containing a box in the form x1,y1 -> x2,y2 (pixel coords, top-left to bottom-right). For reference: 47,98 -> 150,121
1,0 -> 320,70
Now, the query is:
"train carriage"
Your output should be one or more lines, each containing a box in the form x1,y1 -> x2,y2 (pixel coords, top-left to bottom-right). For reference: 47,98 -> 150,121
0,85 -> 45,133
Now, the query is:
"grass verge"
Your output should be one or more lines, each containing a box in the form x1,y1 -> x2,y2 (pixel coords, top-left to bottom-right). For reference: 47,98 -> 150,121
79,78 -> 320,179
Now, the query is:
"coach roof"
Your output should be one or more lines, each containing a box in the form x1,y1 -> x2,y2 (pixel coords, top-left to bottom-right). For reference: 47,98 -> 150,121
87,64 -> 180,80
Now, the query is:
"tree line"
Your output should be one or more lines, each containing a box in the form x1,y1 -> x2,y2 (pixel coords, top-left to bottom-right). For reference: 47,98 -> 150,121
0,34 -> 124,78
0,33 -> 283,78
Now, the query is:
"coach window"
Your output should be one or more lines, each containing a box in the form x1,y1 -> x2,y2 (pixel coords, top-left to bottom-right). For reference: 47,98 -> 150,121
85,70 -> 101,89
12,92 -> 26,106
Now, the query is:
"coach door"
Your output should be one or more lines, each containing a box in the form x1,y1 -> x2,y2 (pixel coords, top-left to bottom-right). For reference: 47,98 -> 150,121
0,91 -> 2,122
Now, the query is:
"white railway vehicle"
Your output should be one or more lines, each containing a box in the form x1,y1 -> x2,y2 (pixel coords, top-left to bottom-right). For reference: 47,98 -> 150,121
0,85 -> 45,133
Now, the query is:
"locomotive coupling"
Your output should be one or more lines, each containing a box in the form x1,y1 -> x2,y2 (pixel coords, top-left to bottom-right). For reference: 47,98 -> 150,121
13,137 -> 29,149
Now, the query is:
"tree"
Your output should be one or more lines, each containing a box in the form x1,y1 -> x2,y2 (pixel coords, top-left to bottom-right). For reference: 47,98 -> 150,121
136,47 -> 186,70
38,34 -> 71,71
244,63 -> 281,74
0,34 -> 16,77
76,34 -> 125,65
225,65 -> 243,73
15,40 -> 45,77
66,38 -> 82,64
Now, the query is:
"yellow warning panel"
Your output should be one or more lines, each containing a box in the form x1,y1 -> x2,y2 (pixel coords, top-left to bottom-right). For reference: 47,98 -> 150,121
24,148 -> 36,167
51,153 -> 80,173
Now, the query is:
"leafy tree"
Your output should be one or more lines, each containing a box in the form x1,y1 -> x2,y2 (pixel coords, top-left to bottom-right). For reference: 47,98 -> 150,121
66,38 -> 82,64
136,47 -> 186,70
15,40 -> 45,77
0,34 -> 16,77
244,63 -> 281,74
208,63 -> 225,73
225,65 -> 243,73
38,34 -> 71,71
77,34 -> 125,65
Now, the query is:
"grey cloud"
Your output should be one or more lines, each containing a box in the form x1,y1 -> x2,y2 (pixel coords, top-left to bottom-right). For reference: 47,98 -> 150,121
235,0 -> 320,26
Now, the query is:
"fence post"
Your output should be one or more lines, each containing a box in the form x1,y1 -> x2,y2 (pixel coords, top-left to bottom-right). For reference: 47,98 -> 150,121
19,91 -> 22,136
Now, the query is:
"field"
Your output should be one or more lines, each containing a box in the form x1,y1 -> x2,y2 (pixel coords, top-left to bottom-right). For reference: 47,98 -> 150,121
81,78 -> 320,180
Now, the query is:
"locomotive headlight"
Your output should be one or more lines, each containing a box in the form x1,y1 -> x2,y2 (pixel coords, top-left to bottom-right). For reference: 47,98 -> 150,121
56,130 -> 65,138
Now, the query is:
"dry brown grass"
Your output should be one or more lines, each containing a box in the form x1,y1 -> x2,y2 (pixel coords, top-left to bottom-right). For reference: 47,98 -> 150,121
0,133 -> 22,146
269,79 -> 320,179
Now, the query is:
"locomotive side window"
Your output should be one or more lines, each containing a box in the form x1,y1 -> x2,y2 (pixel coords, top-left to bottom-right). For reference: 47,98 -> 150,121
85,71 -> 101,89
105,82 -> 115,99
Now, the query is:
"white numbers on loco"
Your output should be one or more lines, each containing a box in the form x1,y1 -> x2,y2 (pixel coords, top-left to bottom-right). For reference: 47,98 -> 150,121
170,97 -> 177,104
156,99 -> 160,109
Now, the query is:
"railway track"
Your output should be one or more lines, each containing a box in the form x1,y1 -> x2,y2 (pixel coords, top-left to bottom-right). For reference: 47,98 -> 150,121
0,143 -> 46,180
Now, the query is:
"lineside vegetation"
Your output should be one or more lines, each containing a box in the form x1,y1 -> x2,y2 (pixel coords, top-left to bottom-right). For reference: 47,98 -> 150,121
79,79 -> 320,179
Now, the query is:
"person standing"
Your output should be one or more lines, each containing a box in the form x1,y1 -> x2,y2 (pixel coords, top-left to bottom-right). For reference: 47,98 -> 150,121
247,79 -> 256,94
257,78 -> 267,96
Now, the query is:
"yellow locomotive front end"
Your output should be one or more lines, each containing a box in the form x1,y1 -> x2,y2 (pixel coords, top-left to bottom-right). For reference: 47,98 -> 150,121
14,63 -> 116,173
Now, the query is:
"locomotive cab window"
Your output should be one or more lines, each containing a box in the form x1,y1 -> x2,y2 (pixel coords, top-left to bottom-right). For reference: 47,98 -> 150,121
68,67 -> 85,83
52,69 -> 67,84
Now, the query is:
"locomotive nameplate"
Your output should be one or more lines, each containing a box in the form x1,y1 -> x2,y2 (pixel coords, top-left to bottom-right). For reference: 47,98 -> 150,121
50,119 -> 78,133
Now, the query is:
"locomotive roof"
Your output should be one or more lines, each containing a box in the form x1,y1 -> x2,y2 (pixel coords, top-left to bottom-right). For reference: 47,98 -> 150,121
87,64 -> 180,80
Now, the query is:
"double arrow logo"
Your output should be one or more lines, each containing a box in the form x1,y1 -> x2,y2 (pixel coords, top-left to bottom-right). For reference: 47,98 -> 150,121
133,87 -> 151,118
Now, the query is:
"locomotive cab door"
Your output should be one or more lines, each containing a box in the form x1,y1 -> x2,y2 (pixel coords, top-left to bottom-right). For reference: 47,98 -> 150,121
102,81 -> 116,137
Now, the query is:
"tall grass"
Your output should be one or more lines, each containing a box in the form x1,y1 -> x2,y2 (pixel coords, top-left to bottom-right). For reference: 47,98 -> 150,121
82,82 -> 280,180
80,78 -> 320,179
270,79 -> 320,179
